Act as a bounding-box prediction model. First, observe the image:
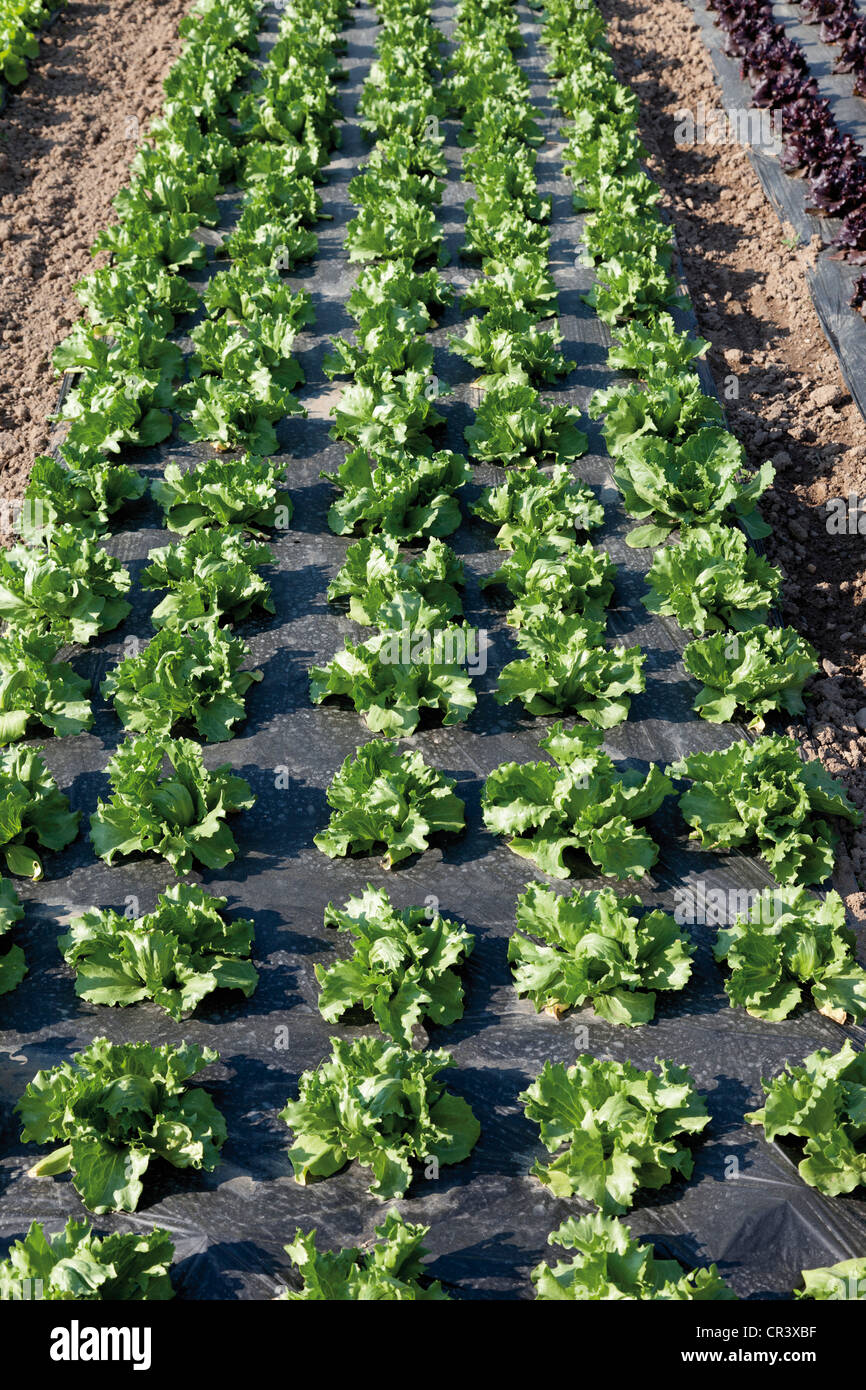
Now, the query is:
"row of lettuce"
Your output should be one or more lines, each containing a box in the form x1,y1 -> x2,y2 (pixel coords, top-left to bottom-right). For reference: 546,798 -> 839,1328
0,0 -> 368,1304
1,0 -> 864,1301
703,0 -> 866,311
0,0 -> 345,945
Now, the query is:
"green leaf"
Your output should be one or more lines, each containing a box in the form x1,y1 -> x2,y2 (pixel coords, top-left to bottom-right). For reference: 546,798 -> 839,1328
668,735 -> 860,885
521,1055 -> 708,1214
643,522 -> 781,635
151,455 -> 292,535
279,1211 -> 449,1301
280,1036 -> 480,1200
464,381 -> 588,467
318,886 -> 473,1046
798,1257 -> 866,1301
16,1038 -> 224,1213
533,1213 -> 735,1301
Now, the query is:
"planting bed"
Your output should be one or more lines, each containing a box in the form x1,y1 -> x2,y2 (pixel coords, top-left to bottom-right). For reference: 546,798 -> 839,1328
0,0 -> 865,1310
599,0 -> 866,902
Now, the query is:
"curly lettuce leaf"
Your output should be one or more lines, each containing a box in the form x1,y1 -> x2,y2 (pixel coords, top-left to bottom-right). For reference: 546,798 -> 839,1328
280,1036 -> 479,1200
318,885 -> 474,1045
511,882 -> 692,1024
521,1054 -> 709,1212
315,739 -> 465,868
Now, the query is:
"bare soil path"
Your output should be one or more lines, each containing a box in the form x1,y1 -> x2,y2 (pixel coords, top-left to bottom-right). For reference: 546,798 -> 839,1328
0,0 -> 193,498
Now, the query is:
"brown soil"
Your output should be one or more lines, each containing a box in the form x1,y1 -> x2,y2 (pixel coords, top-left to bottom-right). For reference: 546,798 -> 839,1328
598,0 -> 866,906
0,0 -> 192,499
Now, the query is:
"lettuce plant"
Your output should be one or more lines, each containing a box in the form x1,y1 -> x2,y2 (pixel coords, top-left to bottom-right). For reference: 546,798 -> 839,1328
0,877 -> 25,995
495,614 -> 645,725
318,885 -> 474,1045
309,613 -> 477,735
91,207 -> 208,274
22,455 -> 145,539
201,265 -> 314,330
280,1211 -> 448,1301
482,723 -> 671,880
0,528 -> 131,645
324,446 -> 470,538
17,1038 -> 226,1213
102,622 -> 262,743
583,248 -> 686,325
532,1214 -> 734,1301
464,382 -> 588,466
589,376 -> 724,457
176,370 -> 304,456
72,261 -> 198,338
715,887 -> 866,1023
0,0 -> 66,87
746,1040 -> 866,1197
315,739 -> 465,867
0,632 -> 92,743
347,259 -> 451,320
798,1258 -> 866,1301
90,735 -> 254,875
683,625 -> 818,728
0,746 -> 79,880
329,371 -> 445,452
461,253 -> 558,318
461,198 -> 550,263
324,304 -> 434,384
606,312 -> 709,380
668,736 -> 862,885
345,199 -> 445,264
484,536 -> 616,626
521,1054 -> 709,1212
612,426 -> 773,547
449,311 -> 574,389
59,883 -> 258,1020
151,455 -> 292,534
327,535 -> 463,627
643,523 -> 782,634
280,1036 -> 480,1199
473,463 -> 604,548
142,529 -> 274,628
510,882 -> 692,1025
